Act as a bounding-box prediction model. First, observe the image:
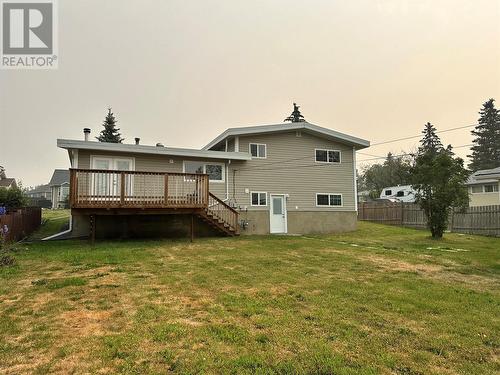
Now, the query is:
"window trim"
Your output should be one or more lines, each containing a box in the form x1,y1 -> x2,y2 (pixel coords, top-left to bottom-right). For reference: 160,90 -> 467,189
250,191 -> 268,206
182,161 -> 225,183
249,143 -> 267,159
314,148 -> 341,164
315,193 -> 343,207
483,184 -> 499,193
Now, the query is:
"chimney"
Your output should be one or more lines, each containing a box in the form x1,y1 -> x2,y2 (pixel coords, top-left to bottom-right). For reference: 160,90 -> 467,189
135,137 -> 140,145
83,128 -> 91,141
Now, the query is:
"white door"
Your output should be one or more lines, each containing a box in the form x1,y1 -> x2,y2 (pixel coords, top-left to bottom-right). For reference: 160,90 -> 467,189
91,157 -> 134,197
270,195 -> 287,234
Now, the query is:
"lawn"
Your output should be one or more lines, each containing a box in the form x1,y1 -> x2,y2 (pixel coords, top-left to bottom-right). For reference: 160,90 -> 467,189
0,221 -> 498,374
27,209 -> 70,241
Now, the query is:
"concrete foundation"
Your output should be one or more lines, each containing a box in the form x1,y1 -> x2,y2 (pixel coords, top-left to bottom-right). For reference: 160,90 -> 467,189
238,210 -> 357,235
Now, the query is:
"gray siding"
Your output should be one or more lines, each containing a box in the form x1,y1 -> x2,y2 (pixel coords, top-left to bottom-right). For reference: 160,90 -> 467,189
227,131 -> 356,211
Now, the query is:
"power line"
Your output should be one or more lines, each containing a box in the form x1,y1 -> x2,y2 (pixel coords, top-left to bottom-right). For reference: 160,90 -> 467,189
370,124 -> 476,147
357,144 -> 473,163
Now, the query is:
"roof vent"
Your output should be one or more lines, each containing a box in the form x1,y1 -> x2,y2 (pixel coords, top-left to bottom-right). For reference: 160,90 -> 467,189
83,128 -> 91,141
135,137 -> 140,145
156,143 -> 164,147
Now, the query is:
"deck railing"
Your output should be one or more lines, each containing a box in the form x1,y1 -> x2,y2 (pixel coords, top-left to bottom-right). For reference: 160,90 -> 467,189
207,193 -> 239,233
70,169 -> 209,209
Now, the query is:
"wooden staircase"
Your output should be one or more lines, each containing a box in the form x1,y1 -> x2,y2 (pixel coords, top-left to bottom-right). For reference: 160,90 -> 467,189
197,193 -> 239,236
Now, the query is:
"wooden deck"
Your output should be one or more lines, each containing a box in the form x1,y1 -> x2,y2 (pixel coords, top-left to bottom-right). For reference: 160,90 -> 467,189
69,169 -> 239,237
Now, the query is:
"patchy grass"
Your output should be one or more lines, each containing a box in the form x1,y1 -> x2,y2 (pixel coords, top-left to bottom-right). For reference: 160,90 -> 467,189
28,209 -> 70,241
0,222 -> 498,374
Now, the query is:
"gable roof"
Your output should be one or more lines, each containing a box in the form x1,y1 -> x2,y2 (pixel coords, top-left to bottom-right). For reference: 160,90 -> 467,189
202,122 -> 370,150
466,167 -> 500,185
49,169 -> 70,186
0,178 -> 16,188
57,139 -> 252,161
27,184 -> 51,194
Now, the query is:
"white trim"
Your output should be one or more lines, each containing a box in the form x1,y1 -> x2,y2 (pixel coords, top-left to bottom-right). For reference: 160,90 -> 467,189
90,155 -> 136,171
314,148 -> 341,164
182,160 -> 225,183
73,149 -> 79,168
57,139 -> 251,161
353,147 -> 358,212
315,193 -> 344,207
269,194 -> 288,234
250,191 -> 267,206
202,121 -> 370,150
249,143 -> 267,159
235,136 -> 240,152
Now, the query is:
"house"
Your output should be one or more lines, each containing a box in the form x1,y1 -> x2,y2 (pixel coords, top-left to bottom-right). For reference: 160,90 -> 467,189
49,169 -> 70,209
379,185 -> 416,203
466,167 -> 500,207
0,166 -> 17,189
51,122 -> 369,239
26,184 -> 52,200
26,184 -> 52,208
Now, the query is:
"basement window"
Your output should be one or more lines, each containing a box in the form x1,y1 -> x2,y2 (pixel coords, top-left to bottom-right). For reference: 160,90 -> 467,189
316,193 -> 342,207
251,192 -> 267,206
315,149 -> 341,163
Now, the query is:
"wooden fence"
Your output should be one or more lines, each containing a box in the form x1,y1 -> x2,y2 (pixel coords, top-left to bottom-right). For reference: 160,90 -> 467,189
0,207 -> 42,242
358,202 -> 500,237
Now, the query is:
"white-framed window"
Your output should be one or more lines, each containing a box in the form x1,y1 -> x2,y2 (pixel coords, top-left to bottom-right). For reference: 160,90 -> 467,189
183,161 -> 225,182
249,143 -> 267,159
484,184 -> 499,193
315,149 -> 341,163
316,193 -> 343,207
250,191 -> 267,206
384,189 -> 392,196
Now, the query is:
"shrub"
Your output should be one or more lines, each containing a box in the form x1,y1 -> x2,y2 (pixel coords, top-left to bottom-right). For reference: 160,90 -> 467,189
0,186 -> 29,209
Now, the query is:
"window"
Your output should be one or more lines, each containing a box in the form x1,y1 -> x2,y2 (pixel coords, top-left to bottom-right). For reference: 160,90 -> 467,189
385,190 -> 392,196
471,185 -> 482,194
251,192 -> 267,206
484,184 -> 499,193
183,161 -> 224,182
315,149 -> 341,163
250,143 -> 267,158
396,191 -> 405,197
316,193 -> 342,207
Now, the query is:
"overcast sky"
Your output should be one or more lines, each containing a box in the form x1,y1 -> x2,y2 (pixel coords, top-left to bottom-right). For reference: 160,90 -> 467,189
1,0 -> 499,187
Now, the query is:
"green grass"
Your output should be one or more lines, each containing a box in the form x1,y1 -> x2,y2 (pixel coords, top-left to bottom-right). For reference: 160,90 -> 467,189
0,222 -> 498,374
28,209 -> 70,240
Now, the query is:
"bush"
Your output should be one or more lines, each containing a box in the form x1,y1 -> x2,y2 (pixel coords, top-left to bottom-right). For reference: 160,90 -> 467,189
0,186 -> 28,209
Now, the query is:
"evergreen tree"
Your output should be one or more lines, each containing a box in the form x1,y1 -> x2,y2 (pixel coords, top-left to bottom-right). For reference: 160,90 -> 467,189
468,99 -> 500,171
412,126 -> 469,239
96,108 -> 124,143
418,122 -> 443,155
284,103 -> 306,123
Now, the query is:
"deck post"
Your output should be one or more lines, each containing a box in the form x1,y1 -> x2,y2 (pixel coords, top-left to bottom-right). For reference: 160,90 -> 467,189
89,214 -> 96,245
191,214 -> 194,242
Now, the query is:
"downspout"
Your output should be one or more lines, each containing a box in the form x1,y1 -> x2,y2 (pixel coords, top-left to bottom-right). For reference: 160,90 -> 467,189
226,160 -> 230,200
353,147 -> 358,212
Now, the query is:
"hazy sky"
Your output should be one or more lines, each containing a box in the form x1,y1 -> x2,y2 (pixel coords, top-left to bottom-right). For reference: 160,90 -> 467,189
1,0 -> 499,187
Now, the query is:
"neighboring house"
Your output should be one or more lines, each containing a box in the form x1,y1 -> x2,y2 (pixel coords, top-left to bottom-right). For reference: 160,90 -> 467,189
0,166 -> 17,189
26,184 -> 52,200
26,184 -> 52,208
49,169 -> 70,209
466,167 -> 500,207
53,122 -> 369,239
379,185 -> 416,203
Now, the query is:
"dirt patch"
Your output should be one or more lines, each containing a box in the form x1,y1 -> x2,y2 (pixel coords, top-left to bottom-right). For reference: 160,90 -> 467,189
361,254 -> 443,273
60,309 -> 113,337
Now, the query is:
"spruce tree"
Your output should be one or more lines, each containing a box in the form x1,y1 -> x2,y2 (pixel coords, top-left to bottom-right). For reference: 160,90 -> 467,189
96,108 -> 124,143
468,99 -> 500,171
418,122 -> 443,155
412,124 -> 469,238
284,103 -> 306,123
